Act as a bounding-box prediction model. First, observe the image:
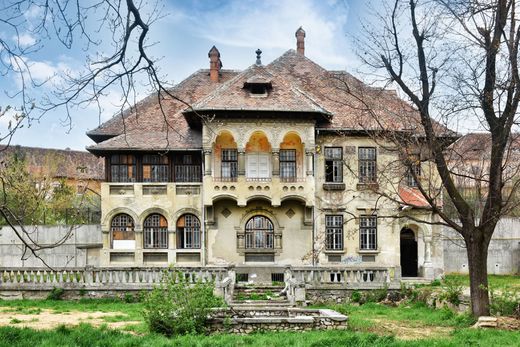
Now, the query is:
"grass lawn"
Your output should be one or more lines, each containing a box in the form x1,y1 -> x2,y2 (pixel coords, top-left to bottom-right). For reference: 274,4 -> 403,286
444,274 -> 520,289
0,299 -> 518,346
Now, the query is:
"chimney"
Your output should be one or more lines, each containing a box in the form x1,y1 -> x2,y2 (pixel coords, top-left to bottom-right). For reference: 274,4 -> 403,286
208,46 -> 222,82
295,27 -> 306,55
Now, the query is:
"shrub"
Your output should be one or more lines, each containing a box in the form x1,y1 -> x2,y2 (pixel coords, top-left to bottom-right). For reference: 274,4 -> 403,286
366,285 -> 388,303
350,290 -> 361,303
439,278 -> 463,306
489,285 -> 519,317
47,287 -> 65,301
143,271 -> 224,336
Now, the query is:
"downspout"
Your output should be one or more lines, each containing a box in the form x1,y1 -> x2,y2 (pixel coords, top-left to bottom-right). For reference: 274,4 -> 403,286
201,149 -> 206,266
313,129 -> 319,267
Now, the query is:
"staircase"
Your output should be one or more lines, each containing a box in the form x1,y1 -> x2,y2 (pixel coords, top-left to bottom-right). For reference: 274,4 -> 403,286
230,284 -> 291,308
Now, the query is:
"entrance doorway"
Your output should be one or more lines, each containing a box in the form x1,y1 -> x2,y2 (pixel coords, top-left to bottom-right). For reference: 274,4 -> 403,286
400,228 -> 418,277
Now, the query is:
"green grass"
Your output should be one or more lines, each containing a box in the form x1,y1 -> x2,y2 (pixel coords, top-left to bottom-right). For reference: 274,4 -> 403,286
0,323 -> 519,347
444,274 -> 520,289
0,298 -> 518,346
316,302 -> 476,332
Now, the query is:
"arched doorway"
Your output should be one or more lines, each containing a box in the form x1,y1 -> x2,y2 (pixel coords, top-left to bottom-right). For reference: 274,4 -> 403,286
400,228 -> 418,277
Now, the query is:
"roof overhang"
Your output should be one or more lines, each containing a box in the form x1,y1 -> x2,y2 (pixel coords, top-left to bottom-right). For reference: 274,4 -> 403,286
183,109 -> 332,128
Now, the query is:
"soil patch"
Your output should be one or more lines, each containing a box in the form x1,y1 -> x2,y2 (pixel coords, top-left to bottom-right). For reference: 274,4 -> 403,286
0,308 -> 140,330
368,318 -> 453,340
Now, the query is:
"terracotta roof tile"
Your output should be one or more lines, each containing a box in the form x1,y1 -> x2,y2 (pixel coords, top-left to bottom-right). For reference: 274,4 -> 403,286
0,145 -> 104,180
87,49 -> 455,153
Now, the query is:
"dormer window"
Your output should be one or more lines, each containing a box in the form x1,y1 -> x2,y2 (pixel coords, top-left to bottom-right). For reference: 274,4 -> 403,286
250,84 -> 268,95
244,75 -> 272,97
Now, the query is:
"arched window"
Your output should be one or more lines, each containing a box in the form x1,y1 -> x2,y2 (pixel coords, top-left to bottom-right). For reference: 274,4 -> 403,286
111,213 -> 135,249
176,214 -> 200,249
245,216 -> 274,249
144,214 -> 168,249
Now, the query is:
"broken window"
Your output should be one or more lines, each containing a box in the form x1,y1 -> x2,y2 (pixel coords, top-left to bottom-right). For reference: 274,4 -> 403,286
142,154 -> 169,182
325,147 -> 343,182
111,213 -> 135,249
176,214 -> 201,249
110,154 -> 136,182
143,214 -> 168,249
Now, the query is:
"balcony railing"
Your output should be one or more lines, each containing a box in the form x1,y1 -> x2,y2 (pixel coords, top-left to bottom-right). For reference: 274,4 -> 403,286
175,165 -> 202,182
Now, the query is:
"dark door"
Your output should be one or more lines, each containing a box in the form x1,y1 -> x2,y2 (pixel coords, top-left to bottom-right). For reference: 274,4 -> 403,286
400,228 -> 418,277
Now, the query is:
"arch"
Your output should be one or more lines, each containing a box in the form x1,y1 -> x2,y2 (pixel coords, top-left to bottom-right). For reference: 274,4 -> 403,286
400,227 -> 418,277
245,130 -> 272,153
139,206 -> 172,228
173,207 -> 202,225
143,213 -> 168,249
103,207 -> 139,230
280,132 -> 304,180
214,130 -> 238,179
245,131 -> 272,179
245,215 -> 274,249
212,194 -> 239,204
110,213 -> 135,249
280,195 -> 307,205
243,128 -> 273,148
176,213 -> 201,249
238,207 -> 282,230
246,195 -> 273,204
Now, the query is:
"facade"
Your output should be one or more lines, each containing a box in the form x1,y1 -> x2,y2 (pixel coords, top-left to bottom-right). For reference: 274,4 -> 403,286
87,29 -> 449,279
0,145 -> 105,195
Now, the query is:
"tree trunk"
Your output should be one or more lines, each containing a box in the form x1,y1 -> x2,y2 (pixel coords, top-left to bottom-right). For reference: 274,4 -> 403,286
465,234 -> 491,316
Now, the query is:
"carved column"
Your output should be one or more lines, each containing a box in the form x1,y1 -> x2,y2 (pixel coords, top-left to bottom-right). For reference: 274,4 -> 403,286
204,149 -> 212,176
423,235 -> 434,279
238,149 -> 246,176
272,148 -> 280,176
306,150 -> 314,176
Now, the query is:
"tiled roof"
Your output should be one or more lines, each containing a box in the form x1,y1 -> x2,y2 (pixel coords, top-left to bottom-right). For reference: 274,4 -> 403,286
87,49 -> 454,153
447,133 -> 520,161
190,63 -> 332,115
86,69 -> 239,138
0,145 -> 104,180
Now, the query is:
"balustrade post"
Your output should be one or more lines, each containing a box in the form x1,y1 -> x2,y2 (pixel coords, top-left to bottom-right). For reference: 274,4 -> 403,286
204,149 -> 212,176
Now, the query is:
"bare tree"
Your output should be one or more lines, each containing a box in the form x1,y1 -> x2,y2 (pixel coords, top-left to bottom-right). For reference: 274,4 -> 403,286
343,0 -> 520,316
0,0 -> 195,267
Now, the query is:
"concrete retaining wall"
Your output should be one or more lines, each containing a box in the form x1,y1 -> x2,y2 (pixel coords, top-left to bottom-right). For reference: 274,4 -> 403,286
443,217 -> 520,274
0,225 -> 102,268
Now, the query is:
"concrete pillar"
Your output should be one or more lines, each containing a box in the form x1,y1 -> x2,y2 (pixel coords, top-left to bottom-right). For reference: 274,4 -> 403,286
204,149 -> 212,176
272,148 -> 280,176
423,236 -> 434,279
238,149 -> 246,176
306,150 -> 314,176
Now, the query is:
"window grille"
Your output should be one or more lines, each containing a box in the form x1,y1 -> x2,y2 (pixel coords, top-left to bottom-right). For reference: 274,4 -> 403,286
405,157 -> 421,187
245,216 -> 274,249
110,214 -> 135,248
176,214 -> 201,249
143,214 -> 168,249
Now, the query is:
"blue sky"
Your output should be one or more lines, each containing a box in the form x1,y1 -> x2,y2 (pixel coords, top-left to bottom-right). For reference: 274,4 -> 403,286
0,0 -> 369,151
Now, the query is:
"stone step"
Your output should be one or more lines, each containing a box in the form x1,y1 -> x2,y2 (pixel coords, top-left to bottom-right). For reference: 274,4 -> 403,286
230,300 -> 292,308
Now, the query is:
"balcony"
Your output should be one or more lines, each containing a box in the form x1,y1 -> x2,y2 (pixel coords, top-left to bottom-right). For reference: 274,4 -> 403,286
203,175 -> 315,207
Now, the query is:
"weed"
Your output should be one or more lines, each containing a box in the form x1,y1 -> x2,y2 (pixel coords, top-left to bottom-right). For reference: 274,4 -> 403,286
46,287 -> 65,301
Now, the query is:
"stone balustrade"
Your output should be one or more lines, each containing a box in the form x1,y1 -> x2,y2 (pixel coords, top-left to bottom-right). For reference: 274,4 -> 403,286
0,267 -> 229,291
291,266 -> 399,289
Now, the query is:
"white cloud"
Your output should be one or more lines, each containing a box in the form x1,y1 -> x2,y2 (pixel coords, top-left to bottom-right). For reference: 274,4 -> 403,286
15,33 -> 37,47
167,0 -> 352,69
